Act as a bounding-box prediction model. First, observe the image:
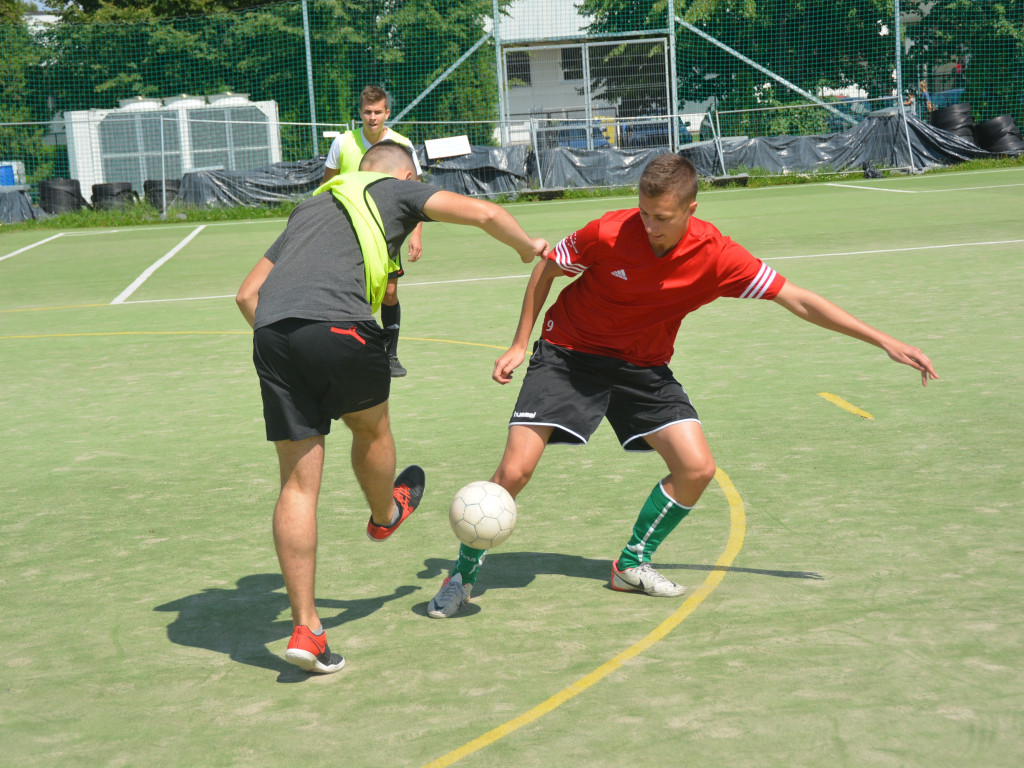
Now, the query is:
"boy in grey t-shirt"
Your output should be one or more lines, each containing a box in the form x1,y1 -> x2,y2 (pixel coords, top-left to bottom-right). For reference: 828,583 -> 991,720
236,141 -> 549,674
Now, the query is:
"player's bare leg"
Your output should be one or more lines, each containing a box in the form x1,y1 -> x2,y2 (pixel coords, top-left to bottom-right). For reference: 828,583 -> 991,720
341,402 -> 397,525
273,435 -> 325,629
644,420 -> 717,506
490,424 -> 554,497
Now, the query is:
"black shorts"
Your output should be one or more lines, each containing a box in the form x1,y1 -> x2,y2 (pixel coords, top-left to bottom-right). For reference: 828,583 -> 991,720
253,318 -> 390,442
509,340 -> 700,452
389,252 -> 404,281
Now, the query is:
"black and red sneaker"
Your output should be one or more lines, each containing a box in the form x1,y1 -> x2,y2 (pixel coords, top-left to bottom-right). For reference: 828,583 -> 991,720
366,465 -> 425,542
284,626 -> 346,674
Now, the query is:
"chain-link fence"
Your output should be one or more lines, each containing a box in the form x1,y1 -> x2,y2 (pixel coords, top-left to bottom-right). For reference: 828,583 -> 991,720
1,0 -> 1021,210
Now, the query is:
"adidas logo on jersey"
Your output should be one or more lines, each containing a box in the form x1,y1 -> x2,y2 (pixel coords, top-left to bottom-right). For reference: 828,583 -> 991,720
611,269 -> 628,280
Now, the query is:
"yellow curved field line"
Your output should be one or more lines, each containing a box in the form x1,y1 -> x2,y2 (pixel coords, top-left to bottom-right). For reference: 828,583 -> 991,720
817,392 -> 874,419
0,327 -> 748,762
420,467 -> 746,768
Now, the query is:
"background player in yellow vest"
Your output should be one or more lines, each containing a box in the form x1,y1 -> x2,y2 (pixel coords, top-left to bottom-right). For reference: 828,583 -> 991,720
322,85 -> 423,377
237,142 -> 549,673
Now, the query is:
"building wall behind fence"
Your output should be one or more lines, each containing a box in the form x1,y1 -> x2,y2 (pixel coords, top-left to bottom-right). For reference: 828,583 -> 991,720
0,1 -> 1020,200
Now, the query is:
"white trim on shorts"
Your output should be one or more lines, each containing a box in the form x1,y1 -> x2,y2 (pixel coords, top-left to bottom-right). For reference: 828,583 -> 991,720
620,417 -> 702,452
508,420 -> 590,445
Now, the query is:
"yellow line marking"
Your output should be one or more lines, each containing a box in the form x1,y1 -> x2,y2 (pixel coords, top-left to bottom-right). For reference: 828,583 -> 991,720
404,336 -> 507,351
420,468 -> 746,768
817,392 -> 874,419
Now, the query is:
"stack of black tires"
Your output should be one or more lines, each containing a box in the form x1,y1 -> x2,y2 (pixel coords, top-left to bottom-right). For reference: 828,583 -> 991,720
91,182 -> 139,210
931,104 -> 1024,155
931,104 -> 976,142
974,115 -> 1024,155
39,178 -> 88,214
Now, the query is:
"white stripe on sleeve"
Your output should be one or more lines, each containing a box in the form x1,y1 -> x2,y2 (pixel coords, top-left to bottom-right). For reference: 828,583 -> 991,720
739,263 -> 778,299
553,238 -> 586,274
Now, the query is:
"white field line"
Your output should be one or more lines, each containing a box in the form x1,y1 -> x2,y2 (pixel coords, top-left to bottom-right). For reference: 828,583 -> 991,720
766,238 -> 1024,262
0,232 -> 65,263
110,225 -> 206,305
916,182 -> 1024,193
116,273 -> 533,306
109,237 -> 1024,308
825,183 -> 917,194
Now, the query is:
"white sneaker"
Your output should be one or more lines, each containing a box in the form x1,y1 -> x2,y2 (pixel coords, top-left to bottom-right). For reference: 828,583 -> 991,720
427,572 -> 472,618
610,560 -> 687,598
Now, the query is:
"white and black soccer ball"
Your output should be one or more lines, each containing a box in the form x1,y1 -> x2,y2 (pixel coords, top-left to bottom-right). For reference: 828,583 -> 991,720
448,481 -> 517,550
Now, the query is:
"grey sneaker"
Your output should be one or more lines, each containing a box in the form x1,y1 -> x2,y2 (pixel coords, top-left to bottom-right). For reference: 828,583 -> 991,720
389,356 -> 407,377
427,572 -> 472,618
610,560 -> 687,598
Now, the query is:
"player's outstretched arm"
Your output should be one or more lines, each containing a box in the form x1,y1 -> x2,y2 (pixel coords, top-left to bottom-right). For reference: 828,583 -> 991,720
422,191 -> 548,263
772,281 -> 938,386
236,256 -> 274,329
494,259 -> 563,384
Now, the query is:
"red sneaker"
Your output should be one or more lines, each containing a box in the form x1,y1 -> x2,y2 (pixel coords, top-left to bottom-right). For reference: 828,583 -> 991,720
367,465 -> 425,542
284,626 -> 345,674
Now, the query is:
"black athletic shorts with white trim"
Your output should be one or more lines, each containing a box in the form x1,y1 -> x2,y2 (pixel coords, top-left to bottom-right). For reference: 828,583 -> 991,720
253,318 -> 390,442
509,339 -> 700,452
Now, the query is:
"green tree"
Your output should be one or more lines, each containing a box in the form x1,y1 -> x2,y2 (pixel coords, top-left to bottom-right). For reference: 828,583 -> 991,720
378,0 -> 502,144
1,0 -> 33,24
37,0 -> 507,153
581,0 -> 895,135
905,0 -> 1024,126
0,3 -> 57,183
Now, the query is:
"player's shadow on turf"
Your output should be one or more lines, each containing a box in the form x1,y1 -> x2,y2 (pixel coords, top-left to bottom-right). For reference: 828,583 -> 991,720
654,563 -> 824,580
415,552 -> 609,611
154,573 -> 419,681
415,553 -> 822,611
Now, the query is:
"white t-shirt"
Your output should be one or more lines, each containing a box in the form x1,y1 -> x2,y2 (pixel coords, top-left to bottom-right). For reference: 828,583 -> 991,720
324,127 -> 423,176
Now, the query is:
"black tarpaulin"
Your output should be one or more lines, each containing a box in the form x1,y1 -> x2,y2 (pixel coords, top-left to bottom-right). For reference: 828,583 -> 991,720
418,144 -> 529,198
175,158 -> 324,208
679,111 -> 993,177
0,186 -> 43,223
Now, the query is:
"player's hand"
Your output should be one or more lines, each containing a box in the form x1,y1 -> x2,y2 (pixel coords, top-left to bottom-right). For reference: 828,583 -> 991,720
407,234 -> 423,262
885,342 -> 939,386
518,237 -> 549,264
493,347 -> 526,384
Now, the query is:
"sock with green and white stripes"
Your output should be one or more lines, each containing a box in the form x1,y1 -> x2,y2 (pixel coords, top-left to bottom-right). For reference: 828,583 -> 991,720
617,480 -> 692,570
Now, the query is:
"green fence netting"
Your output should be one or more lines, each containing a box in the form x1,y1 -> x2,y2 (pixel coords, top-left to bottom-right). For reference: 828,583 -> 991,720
1,1 -> 1020,199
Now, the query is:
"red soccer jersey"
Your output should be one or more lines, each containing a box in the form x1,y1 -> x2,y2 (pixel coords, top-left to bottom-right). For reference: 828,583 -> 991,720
541,209 -> 786,367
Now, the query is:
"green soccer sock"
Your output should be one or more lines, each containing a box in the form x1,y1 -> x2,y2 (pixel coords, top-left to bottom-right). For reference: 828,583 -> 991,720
453,543 -> 487,585
617,481 -> 692,570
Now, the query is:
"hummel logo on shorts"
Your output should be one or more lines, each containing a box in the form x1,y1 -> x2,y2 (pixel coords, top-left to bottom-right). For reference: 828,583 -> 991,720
611,269 -> 628,280
513,411 -> 537,418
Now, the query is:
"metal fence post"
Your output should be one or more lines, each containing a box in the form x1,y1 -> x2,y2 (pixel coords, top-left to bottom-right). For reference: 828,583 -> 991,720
709,109 -> 727,176
667,0 -> 679,153
301,0 -> 319,157
893,0 -> 917,173
159,114 -> 167,217
583,42 -> 594,150
492,0 -> 508,146
530,117 -> 543,189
